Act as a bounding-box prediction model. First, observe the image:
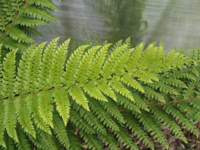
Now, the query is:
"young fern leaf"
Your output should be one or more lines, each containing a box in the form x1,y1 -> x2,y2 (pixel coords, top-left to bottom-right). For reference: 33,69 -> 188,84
83,81 -> 108,102
68,85 -> 90,111
37,37 -> 60,90
101,44 -> 128,79
88,44 -> 112,80
48,38 -> 69,88
75,46 -> 101,83
63,45 -> 90,86
53,90 -> 70,126
110,76 -> 134,101
15,97 -> 36,138
38,92 -> 54,128
2,49 -> 18,142
121,73 -> 144,93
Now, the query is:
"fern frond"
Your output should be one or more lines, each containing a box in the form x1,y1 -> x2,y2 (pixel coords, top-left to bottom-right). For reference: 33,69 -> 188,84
124,113 -> 154,150
67,123 -> 82,150
63,45 -> 90,86
150,106 -> 187,143
99,99 -> 125,124
96,79 -> 117,101
72,102 -> 106,135
110,76 -> 134,101
38,92 -> 54,128
88,98 -> 119,132
99,131 -> 120,150
15,97 -> 35,138
23,6 -> 59,22
134,111 -> 169,149
2,49 -> 18,142
68,85 -> 90,111
0,103 -> 5,148
6,25 -> 35,43
16,126 -> 32,150
88,44 -> 111,80
53,112 -> 70,149
164,104 -> 199,137
53,90 -> 70,126
80,131 -> 104,150
83,81 -> 107,102
29,0 -> 57,11
75,45 -> 101,83
115,126 -> 139,150
121,73 -> 144,93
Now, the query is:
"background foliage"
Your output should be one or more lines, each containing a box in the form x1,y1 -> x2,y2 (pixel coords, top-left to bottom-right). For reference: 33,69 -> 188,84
0,0 -> 58,51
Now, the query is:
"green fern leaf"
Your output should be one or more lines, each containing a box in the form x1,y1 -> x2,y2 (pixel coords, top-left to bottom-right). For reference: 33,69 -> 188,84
126,42 -> 144,72
75,46 -> 101,83
0,103 -> 5,148
15,97 -> 36,138
70,109 -> 96,134
96,79 -> 117,102
24,6 -> 59,22
99,131 -> 120,150
38,92 -> 54,128
124,113 -> 154,150
115,126 -> 139,150
110,76 -> 134,101
72,101 -> 106,135
99,99 -> 125,124
164,104 -> 199,137
150,106 -> 187,143
2,49 -> 18,142
67,123 -> 82,150
26,95 -> 51,134
53,112 -> 70,149
88,98 -> 119,132
116,93 -> 141,113
53,90 -> 70,126
144,86 -> 165,103
121,73 -> 144,93
83,81 -> 107,102
37,37 -> 60,90
68,85 -> 89,111
6,25 -> 35,43
88,44 -> 112,80
29,0 -> 57,11
63,45 -> 89,86
80,131 -> 104,150
135,111 -> 169,149
48,39 -> 69,88
14,16 -> 49,27
16,126 -> 32,150
101,44 -> 128,79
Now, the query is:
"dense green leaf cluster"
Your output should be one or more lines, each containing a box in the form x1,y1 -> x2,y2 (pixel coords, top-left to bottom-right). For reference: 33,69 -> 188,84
0,0 -> 58,50
0,38 -> 200,150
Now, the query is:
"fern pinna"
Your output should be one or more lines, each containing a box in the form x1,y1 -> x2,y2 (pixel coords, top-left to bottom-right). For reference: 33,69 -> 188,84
0,38 -> 200,150
0,0 -> 58,51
